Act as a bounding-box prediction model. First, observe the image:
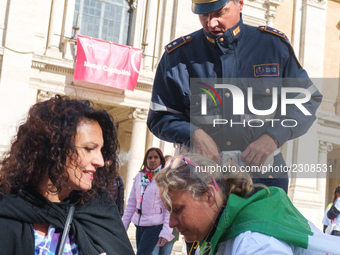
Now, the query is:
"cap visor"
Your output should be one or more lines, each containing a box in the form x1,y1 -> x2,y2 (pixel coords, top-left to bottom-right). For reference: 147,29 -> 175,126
192,0 -> 229,14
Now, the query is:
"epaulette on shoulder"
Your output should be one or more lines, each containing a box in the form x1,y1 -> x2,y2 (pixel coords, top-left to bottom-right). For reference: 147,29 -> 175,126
258,26 -> 302,68
258,26 -> 290,43
164,34 -> 193,53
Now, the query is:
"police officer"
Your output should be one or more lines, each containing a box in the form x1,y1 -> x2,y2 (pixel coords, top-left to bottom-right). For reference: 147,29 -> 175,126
147,0 -> 322,193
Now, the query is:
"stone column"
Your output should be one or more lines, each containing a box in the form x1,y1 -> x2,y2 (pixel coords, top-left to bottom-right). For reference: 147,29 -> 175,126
316,141 -> 333,224
299,0 -> 327,77
45,0 -> 65,58
334,22 -> 340,114
61,0 -> 76,60
318,141 -> 333,187
125,108 -> 148,201
128,0 -> 142,49
145,129 -> 153,152
265,0 -> 282,27
142,0 -> 159,70
0,49 -> 37,157
0,1 -> 40,157
287,123 -> 322,226
0,0 -> 7,45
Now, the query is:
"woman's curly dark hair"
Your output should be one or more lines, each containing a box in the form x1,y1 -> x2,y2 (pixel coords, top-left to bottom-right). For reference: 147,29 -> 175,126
0,95 -> 119,205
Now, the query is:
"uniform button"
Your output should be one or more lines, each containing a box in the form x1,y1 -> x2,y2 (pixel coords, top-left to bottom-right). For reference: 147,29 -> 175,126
266,88 -> 270,94
226,141 -> 231,146
268,175 -> 273,179
225,92 -> 230,98
219,38 -> 224,43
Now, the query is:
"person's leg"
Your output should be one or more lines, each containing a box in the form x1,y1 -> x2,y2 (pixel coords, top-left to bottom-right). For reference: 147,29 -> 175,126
331,230 -> 340,236
136,224 -> 163,255
252,176 -> 289,193
252,154 -> 289,193
159,241 -> 175,255
135,225 -> 145,249
151,245 -> 160,255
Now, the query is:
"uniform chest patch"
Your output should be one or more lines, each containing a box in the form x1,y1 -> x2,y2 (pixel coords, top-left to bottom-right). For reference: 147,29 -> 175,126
254,64 -> 279,77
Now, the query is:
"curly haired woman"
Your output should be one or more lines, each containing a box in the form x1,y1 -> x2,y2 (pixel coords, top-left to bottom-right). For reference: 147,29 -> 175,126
0,95 -> 134,255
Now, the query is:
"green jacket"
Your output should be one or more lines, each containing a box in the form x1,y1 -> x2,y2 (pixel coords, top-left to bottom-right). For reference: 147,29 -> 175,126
200,187 -> 313,255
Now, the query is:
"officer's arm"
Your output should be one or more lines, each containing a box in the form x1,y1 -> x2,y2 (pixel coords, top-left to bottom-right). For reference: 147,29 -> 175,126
265,45 -> 322,147
147,53 -> 199,144
242,45 -> 322,166
241,134 -> 277,166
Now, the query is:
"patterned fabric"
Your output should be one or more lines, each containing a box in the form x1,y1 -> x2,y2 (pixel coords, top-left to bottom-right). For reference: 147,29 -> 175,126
34,225 -> 81,255
142,165 -> 162,184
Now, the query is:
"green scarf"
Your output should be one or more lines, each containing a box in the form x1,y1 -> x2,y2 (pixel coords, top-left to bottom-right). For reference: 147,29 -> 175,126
200,187 -> 313,255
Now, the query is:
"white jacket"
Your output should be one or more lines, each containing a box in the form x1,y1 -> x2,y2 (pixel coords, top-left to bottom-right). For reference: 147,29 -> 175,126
122,171 -> 174,241
213,221 -> 338,255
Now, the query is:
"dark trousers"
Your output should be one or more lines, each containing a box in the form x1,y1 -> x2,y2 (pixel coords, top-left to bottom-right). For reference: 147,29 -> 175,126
252,176 -> 289,193
136,224 -> 163,255
252,154 -> 289,193
332,230 -> 340,236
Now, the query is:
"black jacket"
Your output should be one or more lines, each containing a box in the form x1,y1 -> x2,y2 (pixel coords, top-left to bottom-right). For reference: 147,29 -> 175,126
0,189 -> 134,255
112,176 -> 125,217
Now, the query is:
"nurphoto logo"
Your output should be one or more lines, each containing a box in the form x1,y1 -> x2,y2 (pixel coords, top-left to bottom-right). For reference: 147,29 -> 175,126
198,83 -> 312,128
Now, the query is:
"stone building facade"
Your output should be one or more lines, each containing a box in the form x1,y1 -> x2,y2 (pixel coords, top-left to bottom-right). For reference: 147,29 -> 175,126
0,0 -> 339,229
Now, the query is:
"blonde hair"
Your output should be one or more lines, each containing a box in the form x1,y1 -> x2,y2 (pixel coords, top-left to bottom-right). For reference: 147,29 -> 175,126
155,154 -> 253,211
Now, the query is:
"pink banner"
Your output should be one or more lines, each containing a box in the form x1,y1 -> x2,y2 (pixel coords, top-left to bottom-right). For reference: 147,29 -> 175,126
74,35 -> 143,91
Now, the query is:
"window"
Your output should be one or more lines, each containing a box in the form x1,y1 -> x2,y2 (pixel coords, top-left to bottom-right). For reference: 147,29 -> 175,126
73,0 -> 131,45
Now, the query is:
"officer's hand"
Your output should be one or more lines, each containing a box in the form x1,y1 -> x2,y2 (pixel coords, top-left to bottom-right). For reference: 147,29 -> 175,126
241,134 -> 277,167
192,129 -> 220,163
156,237 -> 168,247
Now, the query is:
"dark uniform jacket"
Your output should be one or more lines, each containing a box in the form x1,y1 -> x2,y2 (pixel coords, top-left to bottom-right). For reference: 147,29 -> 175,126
147,17 -> 322,171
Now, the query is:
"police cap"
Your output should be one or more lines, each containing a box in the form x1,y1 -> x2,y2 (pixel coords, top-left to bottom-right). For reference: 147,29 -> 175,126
192,0 -> 230,14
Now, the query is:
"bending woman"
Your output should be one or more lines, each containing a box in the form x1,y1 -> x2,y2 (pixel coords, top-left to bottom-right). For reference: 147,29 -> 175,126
155,154 -> 340,255
122,147 -> 174,255
0,95 -> 134,255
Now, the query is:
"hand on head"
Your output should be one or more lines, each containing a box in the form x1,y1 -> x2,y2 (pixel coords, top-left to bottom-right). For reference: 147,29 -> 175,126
192,129 -> 220,163
155,154 -> 253,242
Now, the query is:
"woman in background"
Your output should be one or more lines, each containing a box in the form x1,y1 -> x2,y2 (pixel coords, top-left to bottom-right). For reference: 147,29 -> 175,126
122,148 -> 174,255
322,185 -> 340,235
0,95 -> 134,255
